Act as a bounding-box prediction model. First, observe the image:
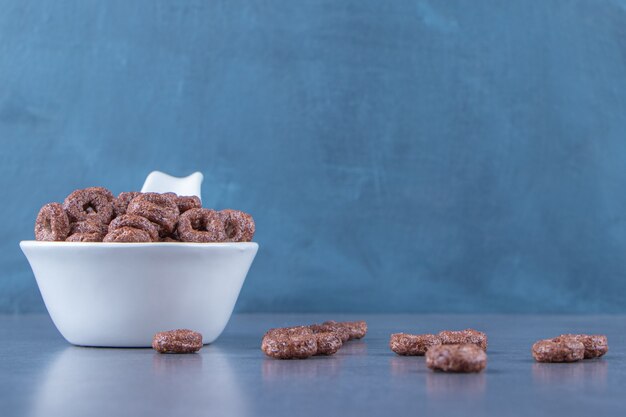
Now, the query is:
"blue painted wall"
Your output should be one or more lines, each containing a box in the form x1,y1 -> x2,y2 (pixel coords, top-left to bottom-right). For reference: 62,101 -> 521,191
2,0 -> 626,313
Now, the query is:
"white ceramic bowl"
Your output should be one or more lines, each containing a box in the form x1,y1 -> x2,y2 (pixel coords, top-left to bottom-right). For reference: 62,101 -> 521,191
20,241 -> 258,347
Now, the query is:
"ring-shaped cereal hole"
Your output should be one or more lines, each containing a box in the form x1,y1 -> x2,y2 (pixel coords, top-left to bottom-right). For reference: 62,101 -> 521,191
66,232 -> 103,242
35,203 -> 70,241
219,209 -> 255,242
109,214 -> 159,242
114,192 -> 141,217
103,227 -> 151,243
176,195 -> 202,214
63,187 -> 115,224
177,208 -> 226,243
126,193 -> 179,237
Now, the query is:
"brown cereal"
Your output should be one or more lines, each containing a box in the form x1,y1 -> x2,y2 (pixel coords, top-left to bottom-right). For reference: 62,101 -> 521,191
152,329 -> 203,353
103,227 -> 151,243
314,332 -> 343,355
309,321 -> 350,343
66,232 -> 103,242
176,195 -> 202,214
554,334 -> 608,359
219,209 -> 255,242
262,331 -> 318,359
177,208 -> 226,243
438,329 -> 488,351
390,333 -> 441,356
70,219 -> 108,236
426,344 -> 487,373
127,193 -> 180,237
35,203 -> 70,241
340,320 -> 368,340
63,187 -> 115,224
108,214 -> 159,242
532,338 -> 585,363
114,192 -> 141,217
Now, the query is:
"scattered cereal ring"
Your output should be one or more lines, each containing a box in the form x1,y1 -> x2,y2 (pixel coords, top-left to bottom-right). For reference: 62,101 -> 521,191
554,334 -> 608,359
261,332 -> 318,359
390,333 -> 441,356
176,195 -> 202,214
532,338 -> 585,362
108,214 -> 159,242
309,321 -> 350,343
426,344 -> 487,373
152,329 -> 203,353
66,232 -> 103,242
35,203 -> 70,241
103,227 -> 151,243
114,192 -> 141,217
339,320 -> 368,340
63,187 -> 115,224
219,209 -> 255,242
438,329 -> 488,351
127,193 -> 179,237
177,208 -> 226,243
314,332 -> 343,355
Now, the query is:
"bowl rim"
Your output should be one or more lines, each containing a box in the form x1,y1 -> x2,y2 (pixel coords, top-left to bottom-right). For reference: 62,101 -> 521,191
20,240 -> 258,249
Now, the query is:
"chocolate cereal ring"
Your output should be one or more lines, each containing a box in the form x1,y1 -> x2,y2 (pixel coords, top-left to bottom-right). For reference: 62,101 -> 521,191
35,203 -> 70,241
439,329 -> 488,351
127,193 -> 180,237
103,227 -> 151,243
390,333 -> 441,356
309,321 -> 350,343
554,334 -> 608,359
177,208 -> 226,243
114,192 -> 141,217
108,214 -> 159,242
532,338 -> 585,363
314,332 -> 343,355
152,329 -> 203,353
339,320 -> 368,340
261,332 -> 318,359
70,219 -> 108,236
219,209 -> 255,242
63,187 -> 115,224
66,233 -> 103,242
426,344 -> 487,373
176,195 -> 202,214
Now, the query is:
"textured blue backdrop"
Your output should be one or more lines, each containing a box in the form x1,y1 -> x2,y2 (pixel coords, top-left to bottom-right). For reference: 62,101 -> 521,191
2,0 -> 626,313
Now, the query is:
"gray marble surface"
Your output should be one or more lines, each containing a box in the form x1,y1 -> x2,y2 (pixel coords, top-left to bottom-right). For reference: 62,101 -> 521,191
1,314 -> 624,417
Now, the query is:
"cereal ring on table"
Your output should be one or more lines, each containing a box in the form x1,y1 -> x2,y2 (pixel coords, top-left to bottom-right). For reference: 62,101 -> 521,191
261,333 -> 318,359
390,333 -> 441,356
176,195 -> 202,214
532,338 -> 584,362
152,329 -> 203,353
108,214 -> 159,242
127,193 -> 180,237
426,344 -> 487,373
177,208 -> 226,243
339,320 -> 368,340
314,332 -> 343,355
438,329 -> 488,351
63,187 -> 115,224
66,232 -> 103,242
35,203 -> 70,241
554,334 -> 608,359
103,227 -> 151,243
114,192 -> 141,217
309,321 -> 350,343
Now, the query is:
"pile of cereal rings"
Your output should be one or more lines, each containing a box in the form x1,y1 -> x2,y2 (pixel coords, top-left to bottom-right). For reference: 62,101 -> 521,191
34,187 -> 255,243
